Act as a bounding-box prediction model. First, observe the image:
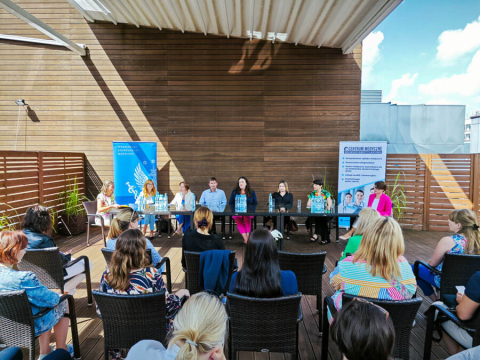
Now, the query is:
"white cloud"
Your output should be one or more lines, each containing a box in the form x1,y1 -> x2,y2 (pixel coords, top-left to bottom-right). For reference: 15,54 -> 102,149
436,16 -> 480,64
385,73 -> 418,102
419,50 -> 480,97
424,98 -> 463,105
362,31 -> 384,88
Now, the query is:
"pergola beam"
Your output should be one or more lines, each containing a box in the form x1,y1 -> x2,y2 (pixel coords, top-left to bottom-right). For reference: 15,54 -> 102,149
141,0 -> 162,30
91,0 -> 117,24
66,0 -> 94,22
272,0 -> 286,43
118,0 -> 140,28
222,0 -> 230,38
168,0 -> 184,33
250,0 -> 255,40
0,0 -> 87,56
294,0 -> 316,46
195,0 -> 208,35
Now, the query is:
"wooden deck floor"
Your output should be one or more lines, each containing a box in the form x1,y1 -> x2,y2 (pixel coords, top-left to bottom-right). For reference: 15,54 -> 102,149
32,225 -> 454,360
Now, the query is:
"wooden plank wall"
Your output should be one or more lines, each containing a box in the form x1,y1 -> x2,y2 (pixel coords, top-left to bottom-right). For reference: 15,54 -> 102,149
0,0 -> 362,204
386,154 -> 480,232
0,151 -> 85,228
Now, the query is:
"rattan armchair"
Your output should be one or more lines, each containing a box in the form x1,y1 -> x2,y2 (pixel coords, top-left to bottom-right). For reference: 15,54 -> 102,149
416,254 -> 480,360
93,290 -> 167,359
83,200 -> 106,246
17,248 -> 93,306
101,248 -> 172,292
183,250 -> 236,295
226,292 -> 303,360
0,290 -> 80,360
321,293 -> 422,360
278,251 -> 327,333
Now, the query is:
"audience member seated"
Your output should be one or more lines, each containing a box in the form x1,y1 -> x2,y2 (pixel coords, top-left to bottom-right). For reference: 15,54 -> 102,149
182,206 -> 225,268
330,217 -> 416,321
22,205 -> 92,295
228,176 -> 258,244
0,347 -> 71,360
414,209 -> 480,301
0,231 -> 73,359
106,207 -> 165,273
96,179 -> 121,227
340,207 -> 381,261
436,271 -> 480,355
171,181 -> 195,235
126,291 -> 227,360
99,228 -> 189,331
331,298 -> 395,360
229,228 -> 298,297
447,346 -> 480,359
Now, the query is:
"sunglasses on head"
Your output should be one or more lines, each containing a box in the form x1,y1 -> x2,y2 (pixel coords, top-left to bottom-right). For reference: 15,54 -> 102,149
353,297 -> 389,320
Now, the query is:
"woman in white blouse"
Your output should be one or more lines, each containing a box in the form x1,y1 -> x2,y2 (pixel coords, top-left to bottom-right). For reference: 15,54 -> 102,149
171,181 -> 195,235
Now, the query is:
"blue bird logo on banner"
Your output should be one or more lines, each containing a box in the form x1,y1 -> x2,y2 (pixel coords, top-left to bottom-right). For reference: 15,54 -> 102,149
133,163 -> 149,200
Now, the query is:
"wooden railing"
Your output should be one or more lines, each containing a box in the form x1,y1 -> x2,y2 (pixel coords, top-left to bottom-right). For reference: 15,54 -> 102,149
386,154 -> 480,232
0,151 -> 85,228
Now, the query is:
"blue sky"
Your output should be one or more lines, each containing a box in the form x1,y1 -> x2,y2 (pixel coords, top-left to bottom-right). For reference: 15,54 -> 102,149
362,0 -> 480,117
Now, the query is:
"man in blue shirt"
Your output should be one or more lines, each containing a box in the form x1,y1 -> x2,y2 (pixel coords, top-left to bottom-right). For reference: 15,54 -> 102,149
199,177 -> 227,234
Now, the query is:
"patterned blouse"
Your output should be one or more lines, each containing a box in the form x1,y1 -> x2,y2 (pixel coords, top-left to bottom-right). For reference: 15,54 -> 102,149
96,193 -> 117,226
308,189 -> 331,200
434,233 -> 469,287
98,267 -> 181,331
329,255 -> 417,322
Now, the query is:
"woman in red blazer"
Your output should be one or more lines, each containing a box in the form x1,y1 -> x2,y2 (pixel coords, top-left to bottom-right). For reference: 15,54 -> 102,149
339,181 -> 392,240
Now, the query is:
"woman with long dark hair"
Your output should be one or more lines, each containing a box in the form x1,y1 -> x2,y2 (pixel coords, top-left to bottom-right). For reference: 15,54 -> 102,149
229,228 -> 298,297
228,176 -> 258,244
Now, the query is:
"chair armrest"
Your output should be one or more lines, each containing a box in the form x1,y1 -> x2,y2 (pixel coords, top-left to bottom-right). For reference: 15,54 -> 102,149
157,257 -> 172,293
325,296 -> 338,321
64,255 -> 89,268
323,264 -> 327,275
413,260 -> 441,277
34,294 -> 75,320
86,213 -> 104,225
427,302 -> 476,333
297,302 -> 303,323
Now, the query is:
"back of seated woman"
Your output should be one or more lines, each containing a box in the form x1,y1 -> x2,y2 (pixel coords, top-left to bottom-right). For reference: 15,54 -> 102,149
106,207 -> 164,272
330,217 -> 416,320
126,291 -> 228,360
340,207 -> 381,261
414,209 -> 480,301
0,231 -> 72,359
229,228 -> 298,297
182,206 -> 225,268
332,298 -> 395,360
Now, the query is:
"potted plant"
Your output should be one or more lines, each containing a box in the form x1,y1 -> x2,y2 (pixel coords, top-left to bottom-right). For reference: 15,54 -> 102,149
0,204 -> 18,231
57,177 -> 88,235
387,171 -> 407,220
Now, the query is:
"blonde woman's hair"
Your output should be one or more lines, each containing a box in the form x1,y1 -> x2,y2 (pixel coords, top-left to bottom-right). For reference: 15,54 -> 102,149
142,179 -> 156,197
449,209 -> 480,254
100,180 -> 114,194
169,292 -> 228,360
353,217 -> 405,282
194,206 -> 213,232
106,228 -> 150,291
107,207 -> 139,240
277,180 -> 289,193
354,208 -> 382,236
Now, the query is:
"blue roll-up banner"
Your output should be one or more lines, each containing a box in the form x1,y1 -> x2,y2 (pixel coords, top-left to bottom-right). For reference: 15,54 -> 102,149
338,141 -> 387,228
113,142 -> 157,205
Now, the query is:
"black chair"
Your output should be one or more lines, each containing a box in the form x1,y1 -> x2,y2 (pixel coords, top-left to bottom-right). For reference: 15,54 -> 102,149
416,254 -> 480,360
183,250 -> 236,295
93,291 -> 167,359
414,253 -> 480,303
17,248 -> 93,306
226,292 -> 303,360
101,248 -> 172,293
0,290 -> 80,360
278,251 -> 327,333
321,293 -> 422,360
83,200 -> 106,246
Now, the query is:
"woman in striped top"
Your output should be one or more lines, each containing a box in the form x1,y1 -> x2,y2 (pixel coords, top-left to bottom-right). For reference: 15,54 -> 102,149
329,217 -> 417,321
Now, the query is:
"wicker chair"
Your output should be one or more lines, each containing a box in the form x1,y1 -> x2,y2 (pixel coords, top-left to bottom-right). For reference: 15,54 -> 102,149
83,200 -> 106,246
183,250 -> 236,295
0,290 -> 80,360
278,251 -> 327,333
93,290 -> 167,359
17,248 -> 93,306
415,254 -> 480,360
226,292 -> 303,360
321,293 -> 422,360
101,248 -> 172,292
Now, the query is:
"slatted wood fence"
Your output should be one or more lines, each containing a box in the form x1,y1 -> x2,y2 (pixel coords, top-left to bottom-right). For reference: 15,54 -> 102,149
386,154 -> 480,231
0,151 -> 85,228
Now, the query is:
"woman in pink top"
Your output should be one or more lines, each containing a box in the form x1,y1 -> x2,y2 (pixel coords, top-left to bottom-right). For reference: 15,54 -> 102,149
339,181 -> 392,240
